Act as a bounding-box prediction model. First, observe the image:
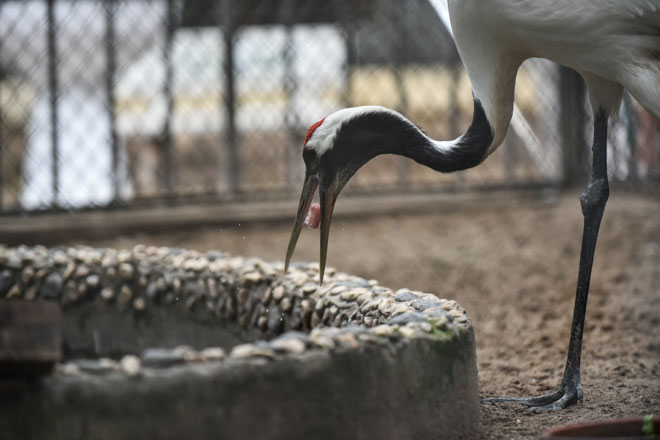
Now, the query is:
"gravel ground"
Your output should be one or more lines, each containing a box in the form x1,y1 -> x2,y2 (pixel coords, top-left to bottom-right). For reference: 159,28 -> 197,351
66,190 -> 660,439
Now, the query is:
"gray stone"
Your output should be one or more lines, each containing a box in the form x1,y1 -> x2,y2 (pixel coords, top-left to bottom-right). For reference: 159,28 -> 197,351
199,347 -> 225,361
146,281 -> 159,299
270,336 -> 306,354
106,266 -> 117,280
52,251 -> 67,265
206,278 -> 218,299
117,250 -> 131,263
63,280 -> 78,303
272,285 -> 285,301
119,263 -> 134,280
141,348 -> 186,367
388,311 -> 428,325
7,254 -> 22,269
205,250 -> 225,260
24,286 -> 38,301
72,359 -> 117,375
243,271 -> 261,284
21,266 -> 35,284
371,324 -> 399,337
119,285 -> 133,303
77,282 -> 88,298
301,283 -> 317,296
394,291 -> 418,302
85,274 -> 100,290
267,305 -> 284,334
0,270 -> 13,295
120,355 -> 141,377
230,343 -> 275,359
280,296 -> 292,312
310,311 -> 321,328
311,332 -> 335,349
410,298 -> 441,311
6,285 -> 21,298
36,268 -> 50,280
133,297 -> 146,311
172,278 -> 181,295
42,272 -> 63,299
62,263 -> 76,281
74,265 -> 90,278
335,332 -> 360,348
257,315 -> 268,331
100,287 -> 114,301
422,307 -> 451,319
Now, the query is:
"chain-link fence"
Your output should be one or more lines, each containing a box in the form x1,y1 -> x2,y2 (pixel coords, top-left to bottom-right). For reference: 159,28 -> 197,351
1,0 -> 658,214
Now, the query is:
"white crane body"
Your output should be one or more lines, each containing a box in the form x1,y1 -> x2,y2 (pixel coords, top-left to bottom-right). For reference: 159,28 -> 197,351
449,0 -> 660,152
285,0 -> 660,410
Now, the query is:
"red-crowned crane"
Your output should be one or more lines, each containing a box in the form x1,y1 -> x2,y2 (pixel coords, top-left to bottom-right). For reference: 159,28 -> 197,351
284,0 -> 660,410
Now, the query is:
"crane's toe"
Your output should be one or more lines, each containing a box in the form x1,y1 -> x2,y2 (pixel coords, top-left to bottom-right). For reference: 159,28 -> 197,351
485,384 -> 583,411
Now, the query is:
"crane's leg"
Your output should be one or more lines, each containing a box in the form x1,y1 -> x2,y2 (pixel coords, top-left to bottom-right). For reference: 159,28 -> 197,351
488,110 -> 609,411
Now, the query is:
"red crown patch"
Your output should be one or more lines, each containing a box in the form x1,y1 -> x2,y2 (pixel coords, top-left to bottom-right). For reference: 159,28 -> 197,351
304,117 -> 326,145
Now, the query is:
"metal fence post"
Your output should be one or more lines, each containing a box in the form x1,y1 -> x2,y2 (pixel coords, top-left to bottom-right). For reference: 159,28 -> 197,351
284,21 -> 300,193
162,0 -> 175,195
392,0 -> 410,188
105,0 -> 119,201
341,3 -> 355,109
0,28 -> 4,211
221,0 -> 239,196
47,0 -> 60,207
559,66 -> 587,186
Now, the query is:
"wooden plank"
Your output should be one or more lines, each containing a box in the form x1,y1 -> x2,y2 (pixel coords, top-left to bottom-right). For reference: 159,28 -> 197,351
0,300 -> 62,376
0,189 -> 554,246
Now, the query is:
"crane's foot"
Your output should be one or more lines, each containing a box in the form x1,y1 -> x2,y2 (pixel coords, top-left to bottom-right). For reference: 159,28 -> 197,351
485,384 -> 583,412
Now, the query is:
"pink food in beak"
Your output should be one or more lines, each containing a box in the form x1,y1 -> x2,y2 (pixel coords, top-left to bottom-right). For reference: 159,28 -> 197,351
304,203 -> 321,229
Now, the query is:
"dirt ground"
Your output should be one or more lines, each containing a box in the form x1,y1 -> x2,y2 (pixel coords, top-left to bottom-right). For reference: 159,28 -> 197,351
66,190 -> 660,439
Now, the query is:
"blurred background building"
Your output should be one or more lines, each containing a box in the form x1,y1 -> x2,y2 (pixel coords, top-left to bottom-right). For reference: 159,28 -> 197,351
0,0 -> 658,214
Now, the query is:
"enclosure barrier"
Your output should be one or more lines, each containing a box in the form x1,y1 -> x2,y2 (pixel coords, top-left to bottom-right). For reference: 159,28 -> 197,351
3,0 -> 657,216
0,245 -> 479,440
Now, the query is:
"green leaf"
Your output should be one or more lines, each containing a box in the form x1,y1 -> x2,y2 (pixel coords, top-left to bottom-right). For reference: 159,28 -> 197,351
642,414 -> 656,437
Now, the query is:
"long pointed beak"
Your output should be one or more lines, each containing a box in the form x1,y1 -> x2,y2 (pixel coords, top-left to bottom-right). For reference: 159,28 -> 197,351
284,173 -> 318,273
318,186 -> 337,284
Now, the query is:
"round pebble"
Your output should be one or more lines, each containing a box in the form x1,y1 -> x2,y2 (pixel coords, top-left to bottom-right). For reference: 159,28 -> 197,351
100,287 -> 114,301
120,355 -> 141,377
272,285 -> 285,301
271,337 -> 306,354
133,297 -> 146,311
200,347 -> 225,361
231,344 -> 275,359
119,263 -> 134,280
42,272 -> 63,299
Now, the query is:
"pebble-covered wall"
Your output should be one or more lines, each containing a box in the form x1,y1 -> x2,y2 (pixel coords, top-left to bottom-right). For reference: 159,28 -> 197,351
0,245 -> 480,440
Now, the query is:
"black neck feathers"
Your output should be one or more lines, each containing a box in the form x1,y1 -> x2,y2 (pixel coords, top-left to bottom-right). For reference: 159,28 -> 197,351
403,98 -> 493,173
321,99 -> 493,189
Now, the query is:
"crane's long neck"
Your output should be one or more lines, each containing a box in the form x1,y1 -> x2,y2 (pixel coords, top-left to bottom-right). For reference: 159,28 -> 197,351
396,98 -> 494,173
317,99 -> 495,190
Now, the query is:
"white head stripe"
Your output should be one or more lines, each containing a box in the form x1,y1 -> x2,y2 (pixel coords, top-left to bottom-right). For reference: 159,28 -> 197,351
304,106 -> 406,156
304,105 -> 456,156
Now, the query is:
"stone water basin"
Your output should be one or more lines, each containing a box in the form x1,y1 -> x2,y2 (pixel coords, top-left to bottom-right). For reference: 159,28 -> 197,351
0,245 -> 479,439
